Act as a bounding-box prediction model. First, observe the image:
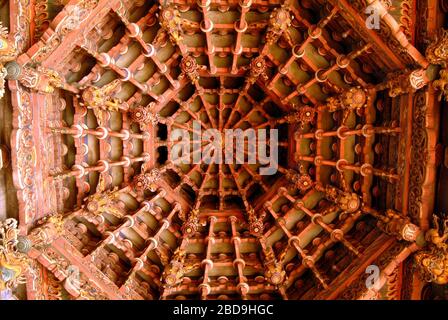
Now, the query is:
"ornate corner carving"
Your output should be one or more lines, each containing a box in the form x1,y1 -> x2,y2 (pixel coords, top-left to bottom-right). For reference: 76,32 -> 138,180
0,219 -> 31,295
415,216 -> 448,285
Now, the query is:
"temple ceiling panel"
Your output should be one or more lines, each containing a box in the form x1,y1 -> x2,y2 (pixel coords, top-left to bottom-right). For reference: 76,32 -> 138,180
0,0 -> 447,301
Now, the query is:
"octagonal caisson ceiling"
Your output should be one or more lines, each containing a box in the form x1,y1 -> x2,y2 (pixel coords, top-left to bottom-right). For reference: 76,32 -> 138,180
0,0 -> 447,301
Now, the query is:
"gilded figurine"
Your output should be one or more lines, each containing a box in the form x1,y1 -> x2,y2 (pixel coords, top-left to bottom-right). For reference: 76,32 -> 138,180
179,55 -> 206,85
263,245 -> 286,287
286,170 -> 313,192
415,216 -> 448,285
155,7 -> 198,47
81,79 -> 126,126
433,68 -> 448,101
162,247 -> 200,287
247,208 -> 266,237
245,56 -> 269,86
181,209 -> 200,237
426,28 -> 448,67
83,177 -> 124,219
265,4 -> 292,47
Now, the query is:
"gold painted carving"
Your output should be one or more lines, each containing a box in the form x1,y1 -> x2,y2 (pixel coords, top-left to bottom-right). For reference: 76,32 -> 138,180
426,29 -> 448,67
265,5 -> 292,46
0,219 -> 29,292
84,188 -> 124,219
433,69 -> 448,101
415,216 -> 448,285
247,208 -> 266,237
181,209 -> 200,237
81,80 -> 126,126
263,246 -> 286,287
162,247 -> 200,287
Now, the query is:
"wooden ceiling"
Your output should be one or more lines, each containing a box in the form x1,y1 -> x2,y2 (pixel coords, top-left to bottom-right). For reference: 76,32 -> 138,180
0,0 -> 446,300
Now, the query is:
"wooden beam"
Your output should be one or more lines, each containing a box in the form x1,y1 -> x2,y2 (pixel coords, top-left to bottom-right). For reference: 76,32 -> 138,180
314,233 -> 396,299
19,0 -> 121,70
327,0 -> 406,70
51,236 -> 126,299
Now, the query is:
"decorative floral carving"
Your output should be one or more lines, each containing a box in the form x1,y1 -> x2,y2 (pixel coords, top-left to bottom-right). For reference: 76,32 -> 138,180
33,0 -> 51,42
77,272 -> 109,300
247,56 -> 269,85
377,19 -> 416,65
383,69 -> 428,97
132,169 -> 161,193
283,106 -> 316,124
409,69 -> 429,90
387,72 -> 414,97
286,170 -> 313,192
13,88 -> 38,224
323,87 -> 369,123
28,223 -> 56,251
129,105 -> 159,129
84,188 -> 124,219
340,242 -> 405,300
45,271 -> 65,300
409,91 -> 427,222
15,65 -> 64,94
180,55 -> 203,85
0,23 -> 17,63
340,87 -> 367,111
59,265 -> 109,300
433,68 -> 448,101
12,0 -> 31,53
425,216 -> 448,249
